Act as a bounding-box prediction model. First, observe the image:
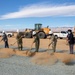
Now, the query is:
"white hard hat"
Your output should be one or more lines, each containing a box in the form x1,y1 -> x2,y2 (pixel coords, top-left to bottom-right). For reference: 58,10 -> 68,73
3,31 -> 5,33
32,31 -> 36,35
17,29 -> 19,33
49,31 -> 53,34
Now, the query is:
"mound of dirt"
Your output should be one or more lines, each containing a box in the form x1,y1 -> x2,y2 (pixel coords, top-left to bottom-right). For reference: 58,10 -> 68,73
31,52 -> 58,66
54,53 -> 75,64
0,48 -> 15,58
15,50 -> 32,56
0,48 -> 35,58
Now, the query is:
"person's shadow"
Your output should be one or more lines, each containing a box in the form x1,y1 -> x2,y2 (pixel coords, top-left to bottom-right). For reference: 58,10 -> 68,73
56,50 -> 68,53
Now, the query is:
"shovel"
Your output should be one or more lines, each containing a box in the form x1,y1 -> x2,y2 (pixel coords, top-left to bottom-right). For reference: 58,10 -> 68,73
47,42 -> 52,51
10,41 -> 17,46
47,46 -> 54,55
26,48 -> 32,54
10,36 -> 22,46
26,43 -> 33,54
47,43 -> 54,55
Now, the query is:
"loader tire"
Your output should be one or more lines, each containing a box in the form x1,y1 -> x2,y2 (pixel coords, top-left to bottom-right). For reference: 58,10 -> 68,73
25,32 -> 32,38
38,32 -> 46,39
8,34 -> 12,37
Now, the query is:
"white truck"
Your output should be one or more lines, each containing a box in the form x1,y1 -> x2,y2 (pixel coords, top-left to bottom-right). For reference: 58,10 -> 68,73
53,31 -> 68,39
0,31 -> 14,37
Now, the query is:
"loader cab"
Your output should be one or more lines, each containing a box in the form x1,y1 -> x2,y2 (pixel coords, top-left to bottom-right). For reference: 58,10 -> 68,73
35,24 -> 42,30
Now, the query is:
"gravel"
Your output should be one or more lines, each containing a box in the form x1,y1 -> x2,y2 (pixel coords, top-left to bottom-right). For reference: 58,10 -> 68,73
0,55 -> 75,75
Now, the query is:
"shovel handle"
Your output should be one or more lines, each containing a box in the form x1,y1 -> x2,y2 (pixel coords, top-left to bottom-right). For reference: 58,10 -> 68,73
11,36 -> 22,46
26,43 -> 33,54
11,41 -> 17,46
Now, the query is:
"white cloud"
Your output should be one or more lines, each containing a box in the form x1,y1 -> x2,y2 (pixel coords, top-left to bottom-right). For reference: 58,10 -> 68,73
0,4 -> 75,20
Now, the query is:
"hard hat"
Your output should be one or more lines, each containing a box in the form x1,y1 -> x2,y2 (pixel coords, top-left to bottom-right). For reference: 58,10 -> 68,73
49,31 -> 53,34
2,31 -> 5,33
32,31 -> 36,36
17,29 -> 19,33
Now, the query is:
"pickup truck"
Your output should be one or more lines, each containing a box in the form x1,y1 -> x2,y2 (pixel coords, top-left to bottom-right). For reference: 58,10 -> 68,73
0,31 -> 14,37
53,31 -> 68,39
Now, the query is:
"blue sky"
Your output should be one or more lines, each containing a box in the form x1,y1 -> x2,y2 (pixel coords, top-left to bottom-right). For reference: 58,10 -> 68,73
0,0 -> 75,30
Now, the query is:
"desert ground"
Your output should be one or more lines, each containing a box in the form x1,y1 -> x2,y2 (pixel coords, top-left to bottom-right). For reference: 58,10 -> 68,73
0,35 -> 75,75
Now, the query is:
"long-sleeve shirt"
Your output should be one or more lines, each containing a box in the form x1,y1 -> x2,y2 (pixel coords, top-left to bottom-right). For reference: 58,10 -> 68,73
67,33 -> 74,44
2,33 -> 8,42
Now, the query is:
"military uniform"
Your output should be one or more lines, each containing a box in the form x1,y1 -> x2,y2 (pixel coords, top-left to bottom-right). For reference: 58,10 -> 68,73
33,35 -> 40,52
16,33 -> 23,50
50,34 -> 57,52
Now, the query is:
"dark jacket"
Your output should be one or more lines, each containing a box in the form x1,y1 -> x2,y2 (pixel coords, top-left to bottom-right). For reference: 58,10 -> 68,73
67,33 -> 74,44
2,33 -> 8,42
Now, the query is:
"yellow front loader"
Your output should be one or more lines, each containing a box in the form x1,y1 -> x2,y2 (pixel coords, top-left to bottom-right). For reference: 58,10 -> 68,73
25,23 -> 52,39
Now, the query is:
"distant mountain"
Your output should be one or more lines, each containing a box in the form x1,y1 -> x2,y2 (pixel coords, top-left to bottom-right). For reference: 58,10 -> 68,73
50,27 -> 74,32
0,27 -> 74,33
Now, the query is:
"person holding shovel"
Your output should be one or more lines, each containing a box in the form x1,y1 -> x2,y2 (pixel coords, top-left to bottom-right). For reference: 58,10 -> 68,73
48,33 -> 57,52
16,30 -> 23,50
32,33 -> 40,52
0,31 -> 9,48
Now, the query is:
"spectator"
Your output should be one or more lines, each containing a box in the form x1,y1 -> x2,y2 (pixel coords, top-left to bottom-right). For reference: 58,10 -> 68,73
67,29 -> 74,54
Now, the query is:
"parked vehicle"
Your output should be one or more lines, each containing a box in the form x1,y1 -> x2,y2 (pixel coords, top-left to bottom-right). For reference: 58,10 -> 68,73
53,31 -> 68,39
0,31 -> 14,37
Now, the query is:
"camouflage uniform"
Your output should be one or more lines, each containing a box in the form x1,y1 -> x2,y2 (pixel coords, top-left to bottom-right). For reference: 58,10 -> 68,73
33,35 -> 40,52
50,34 -> 57,52
16,33 -> 23,50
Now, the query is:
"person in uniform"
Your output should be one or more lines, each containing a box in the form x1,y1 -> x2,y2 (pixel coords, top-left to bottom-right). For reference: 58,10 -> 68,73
16,30 -> 23,50
32,33 -> 40,52
1,31 -> 9,48
48,33 -> 57,52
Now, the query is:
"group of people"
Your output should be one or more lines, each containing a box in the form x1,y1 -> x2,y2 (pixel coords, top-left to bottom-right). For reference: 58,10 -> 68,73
0,29 -> 75,54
